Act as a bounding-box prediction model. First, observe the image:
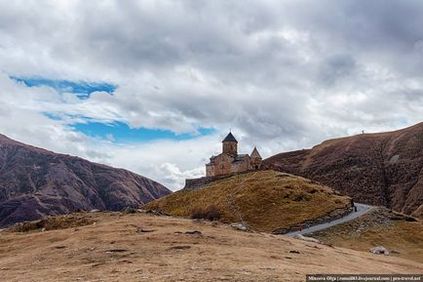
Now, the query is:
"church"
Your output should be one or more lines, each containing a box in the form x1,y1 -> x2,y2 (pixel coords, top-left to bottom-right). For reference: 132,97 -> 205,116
206,132 -> 262,177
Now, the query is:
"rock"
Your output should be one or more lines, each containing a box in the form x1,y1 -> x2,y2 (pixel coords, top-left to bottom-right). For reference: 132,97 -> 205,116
136,227 -> 155,233
369,246 -> 390,255
146,209 -> 169,216
89,209 -> 100,213
122,207 -> 137,214
289,250 -> 300,254
168,245 -> 191,250
271,227 -> 290,234
405,216 -> 418,222
230,223 -> 248,231
185,230 -> 202,235
105,249 -> 128,253
293,234 -> 321,244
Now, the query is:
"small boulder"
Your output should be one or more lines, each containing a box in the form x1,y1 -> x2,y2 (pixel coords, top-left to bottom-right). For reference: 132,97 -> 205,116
293,234 -> 321,244
136,227 -> 155,233
89,209 -> 100,213
122,207 -> 137,214
230,223 -> 248,231
185,230 -> 202,235
369,246 -> 390,255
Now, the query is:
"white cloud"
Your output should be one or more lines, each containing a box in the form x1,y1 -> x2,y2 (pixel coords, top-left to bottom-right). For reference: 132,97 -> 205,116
1,1 -> 423,189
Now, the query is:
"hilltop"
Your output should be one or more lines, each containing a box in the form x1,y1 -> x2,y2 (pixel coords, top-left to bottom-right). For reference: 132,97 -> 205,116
264,122 -> 423,218
145,170 -> 351,233
1,212 -> 422,281
0,134 -> 171,227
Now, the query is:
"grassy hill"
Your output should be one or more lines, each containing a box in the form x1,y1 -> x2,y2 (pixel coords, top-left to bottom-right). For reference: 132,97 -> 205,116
144,170 -> 352,232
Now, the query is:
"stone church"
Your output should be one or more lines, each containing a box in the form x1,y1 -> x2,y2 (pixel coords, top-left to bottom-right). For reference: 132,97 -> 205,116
206,132 -> 262,177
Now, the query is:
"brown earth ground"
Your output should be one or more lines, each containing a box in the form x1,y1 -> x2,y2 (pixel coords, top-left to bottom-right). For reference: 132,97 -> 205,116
312,208 -> 423,263
145,170 -> 351,233
0,212 -> 422,282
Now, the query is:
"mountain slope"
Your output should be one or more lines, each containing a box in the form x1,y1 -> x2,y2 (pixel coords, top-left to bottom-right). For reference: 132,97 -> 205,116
311,207 -> 423,263
0,134 -> 171,227
264,122 -> 423,218
145,170 -> 351,233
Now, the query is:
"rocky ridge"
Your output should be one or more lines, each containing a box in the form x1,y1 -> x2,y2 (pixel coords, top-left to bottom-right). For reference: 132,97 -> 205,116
0,134 -> 171,227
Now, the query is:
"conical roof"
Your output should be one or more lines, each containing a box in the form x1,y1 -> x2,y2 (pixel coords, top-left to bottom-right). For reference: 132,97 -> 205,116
251,147 -> 262,159
222,132 -> 238,143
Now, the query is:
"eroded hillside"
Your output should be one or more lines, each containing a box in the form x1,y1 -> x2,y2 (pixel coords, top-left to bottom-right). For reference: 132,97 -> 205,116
0,134 -> 171,227
264,122 -> 423,218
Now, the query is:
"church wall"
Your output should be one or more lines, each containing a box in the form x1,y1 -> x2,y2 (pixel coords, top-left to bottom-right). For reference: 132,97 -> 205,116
206,164 -> 215,177
207,154 -> 234,176
231,158 -> 251,174
250,157 -> 262,170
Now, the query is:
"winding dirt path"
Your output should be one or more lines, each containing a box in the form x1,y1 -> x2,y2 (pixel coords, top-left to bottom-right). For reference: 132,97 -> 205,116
286,203 -> 374,237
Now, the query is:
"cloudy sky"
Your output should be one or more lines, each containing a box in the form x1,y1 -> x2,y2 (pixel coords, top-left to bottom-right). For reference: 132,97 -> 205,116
1,0 -> 423,190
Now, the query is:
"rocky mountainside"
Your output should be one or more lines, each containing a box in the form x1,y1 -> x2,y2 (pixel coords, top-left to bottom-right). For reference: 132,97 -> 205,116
264,122 -> 423,218
0,134 -> 171,227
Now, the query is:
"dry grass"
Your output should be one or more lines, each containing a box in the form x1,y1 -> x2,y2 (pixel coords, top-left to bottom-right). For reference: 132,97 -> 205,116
0,212 -> 421,282
145,170 -> 351,232
313,209 -> 423,263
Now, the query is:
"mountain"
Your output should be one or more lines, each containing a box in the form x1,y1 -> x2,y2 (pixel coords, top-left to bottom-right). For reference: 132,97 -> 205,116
264,122 -> 423,218
145,170 -> 352,233
0,134 -> 171,227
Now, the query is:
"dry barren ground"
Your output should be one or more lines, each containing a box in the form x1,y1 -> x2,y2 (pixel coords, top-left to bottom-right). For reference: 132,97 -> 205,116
0,212 -> 422,282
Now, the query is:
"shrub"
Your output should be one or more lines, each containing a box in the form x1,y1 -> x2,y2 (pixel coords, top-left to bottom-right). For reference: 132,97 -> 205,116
291,192 -> 312,202
191,205 -> 221,221
122,206 -> 137,214
12,214 -> 94,232
308,188 -> 318,194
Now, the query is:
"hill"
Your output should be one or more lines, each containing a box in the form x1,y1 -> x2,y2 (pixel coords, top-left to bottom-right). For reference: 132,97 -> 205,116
0,212 -> 421,281
264,122 -> 423,218
145,170 -> 351,233
0,134 -> 171,227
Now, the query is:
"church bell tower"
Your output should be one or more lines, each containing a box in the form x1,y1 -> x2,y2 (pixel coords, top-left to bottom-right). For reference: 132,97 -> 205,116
222,132 -> 238,156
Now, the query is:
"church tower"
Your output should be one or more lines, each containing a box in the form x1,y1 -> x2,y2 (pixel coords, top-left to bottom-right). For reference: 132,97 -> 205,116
222,132 -> 238,156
